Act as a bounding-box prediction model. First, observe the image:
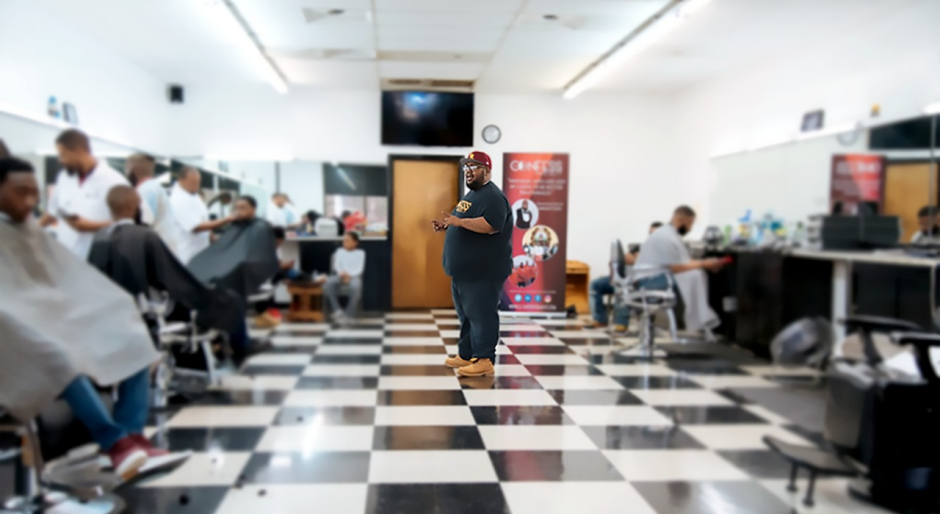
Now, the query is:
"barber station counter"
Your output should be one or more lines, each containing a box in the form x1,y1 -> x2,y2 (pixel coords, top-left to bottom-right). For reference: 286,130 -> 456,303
280,235 -> 390,311
702,246 -> 939,357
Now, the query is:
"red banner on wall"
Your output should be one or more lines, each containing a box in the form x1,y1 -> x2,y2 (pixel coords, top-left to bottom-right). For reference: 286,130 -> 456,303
500,153 -> 570,313
830,154 -> 886,215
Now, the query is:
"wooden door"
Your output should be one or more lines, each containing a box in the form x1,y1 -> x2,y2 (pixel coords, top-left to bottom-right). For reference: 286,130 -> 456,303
884,162 -> 938,242
391,159 -> 459,309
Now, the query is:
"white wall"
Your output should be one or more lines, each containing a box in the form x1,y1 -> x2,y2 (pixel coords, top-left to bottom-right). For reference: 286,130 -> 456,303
280,161 -> 325,217
0,0 -> 168,154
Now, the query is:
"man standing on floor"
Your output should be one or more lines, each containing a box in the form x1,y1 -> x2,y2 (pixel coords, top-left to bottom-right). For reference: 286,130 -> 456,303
433,151 -> 512,377
169,166 -> 233,263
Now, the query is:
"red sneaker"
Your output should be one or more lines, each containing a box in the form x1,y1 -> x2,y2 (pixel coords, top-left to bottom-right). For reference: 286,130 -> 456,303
266,308 -> 283,319
106,436 -> 148,481
131,434 -> 170,458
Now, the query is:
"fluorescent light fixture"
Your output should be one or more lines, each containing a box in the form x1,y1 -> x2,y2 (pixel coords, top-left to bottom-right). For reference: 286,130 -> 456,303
563,0 -> 710,100
924,102 -> 940,115
203,1 -> 288,94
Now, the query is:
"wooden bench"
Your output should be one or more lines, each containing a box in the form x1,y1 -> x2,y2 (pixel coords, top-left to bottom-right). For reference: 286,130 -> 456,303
286,282 -> 325,322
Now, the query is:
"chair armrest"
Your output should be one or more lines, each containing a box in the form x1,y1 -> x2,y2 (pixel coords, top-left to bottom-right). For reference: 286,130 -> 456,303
840,315 -> 921,334
892,331 -> 940,383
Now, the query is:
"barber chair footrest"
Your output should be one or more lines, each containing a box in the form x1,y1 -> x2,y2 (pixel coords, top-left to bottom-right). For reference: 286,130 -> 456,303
763,435 -> 857,507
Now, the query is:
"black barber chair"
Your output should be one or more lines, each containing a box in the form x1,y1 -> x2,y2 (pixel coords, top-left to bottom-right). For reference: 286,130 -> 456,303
764,315 -> 940,512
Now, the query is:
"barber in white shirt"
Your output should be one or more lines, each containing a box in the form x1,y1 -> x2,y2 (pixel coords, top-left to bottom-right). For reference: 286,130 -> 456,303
169,166 -> 234,263
41,129 -> 128,259
125,153 -> 180,254
266,192 -> 299,228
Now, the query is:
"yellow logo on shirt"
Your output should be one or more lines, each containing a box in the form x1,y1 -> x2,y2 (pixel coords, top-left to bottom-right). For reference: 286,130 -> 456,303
455,201 -> 472,213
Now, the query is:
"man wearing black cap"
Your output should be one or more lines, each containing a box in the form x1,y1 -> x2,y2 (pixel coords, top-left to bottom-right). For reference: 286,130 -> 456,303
433,151 -> 512,377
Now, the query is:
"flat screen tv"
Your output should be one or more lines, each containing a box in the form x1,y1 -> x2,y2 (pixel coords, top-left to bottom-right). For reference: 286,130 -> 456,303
381,91 -> 474,147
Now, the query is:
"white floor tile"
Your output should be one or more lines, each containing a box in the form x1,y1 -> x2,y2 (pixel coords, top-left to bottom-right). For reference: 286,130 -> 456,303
248,329 -> 272,340
445,345 -> 459,355
245,353 -> 312,366
548,330 -> 613,339
493,364 -> 531,377
439,330 -> 461,338
463,389 -> 558,406
532,319 -> 587,327
384,337 -> 445,346
271,336 -> 322,347
502,482 -> 657,514
561,405 -> 673,426
759,479 -> 897,514
386,313 -> 435,321
216,484 -> 368,514
742,405 -> 793,425
374,406 -> 475,426
283,390 -> 378,407
303,364 -> 381,377
681,424 -> 813,450
276,323 -> 330,332
629,389 -> 735,406
495,344 -> 514,355
604,449 -> 749,481
326,329 -> 384,338
368,451 -> 497,483
595,364 -> 677,376
741,365 -> 821,377
138,452 -> 251,487
535,376 -> 625,390
381,354 -> 447,365
500,324 -> 547,332
210,375 -> 298,391
687,375 -> 780,389
378,376 -> 461,390
576,346 -> 624,355
166,407 -> 278,428
315,344 -> 382,355
514,354 -> 590,366
256,426 -> 374,452
435,319 -> 461,326
385,324 -> 440,331
478,425 -> 596,450
501,337 -> 565,346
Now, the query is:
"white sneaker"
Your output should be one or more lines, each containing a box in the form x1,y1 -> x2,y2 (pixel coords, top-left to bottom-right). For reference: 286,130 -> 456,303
332,310 -> 346,322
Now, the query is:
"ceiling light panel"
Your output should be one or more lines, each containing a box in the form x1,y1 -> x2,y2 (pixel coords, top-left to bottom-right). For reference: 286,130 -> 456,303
375,0 -> 524,14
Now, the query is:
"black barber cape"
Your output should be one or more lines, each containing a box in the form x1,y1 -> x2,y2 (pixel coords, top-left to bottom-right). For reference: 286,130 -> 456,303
88,222 -> 244,336
188,218 -> 279,299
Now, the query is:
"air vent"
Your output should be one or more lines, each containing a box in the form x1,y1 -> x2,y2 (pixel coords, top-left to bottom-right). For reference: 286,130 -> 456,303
301,7 -> 369,23
382,79 -> 475,92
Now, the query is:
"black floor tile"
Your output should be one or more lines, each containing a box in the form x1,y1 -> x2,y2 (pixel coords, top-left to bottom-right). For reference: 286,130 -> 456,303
311,355 -> 381,364
181,390 -> 289,406
241,451 -> 370,484
508,346 -> 575,354
383,345 -> 447,354
459,376 -> 543,390
666,359 -> 747,375
295,376 -> 379,389
524,365 -> 605,376
365,484 -> 510,514
610,376 -> 704,390
495,355 -> 522,365
149,427 -> 265,452
782,424 -> 829,449
470,406 -> 574,425
633,481 -> 791,514
120,486 -> 229,514
655,406 -> 768,425
712,389 -> 755,405
276,330 -> 326,337
378,390 -> 467,406
499,331 -> 548,337
321,338 -> 383,345
580,425 -> 706,450
385,318 -> 433,324
489,450 -> 625,481
559,338 -> 618,346
381,365 -> 458,377
373,426 -> 485,450
384,330 -> 442,337
274,406 -> 375,425
547,389 -> 644,405
241,365 -> 306,375
717,449 -> 795,479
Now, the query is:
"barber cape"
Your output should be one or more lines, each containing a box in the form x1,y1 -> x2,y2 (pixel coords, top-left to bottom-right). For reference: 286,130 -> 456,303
0,217 -> 158,422
188,218 -> 279,299
88,221 -> 244,336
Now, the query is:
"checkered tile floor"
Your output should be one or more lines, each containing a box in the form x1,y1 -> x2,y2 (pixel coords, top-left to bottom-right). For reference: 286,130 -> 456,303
124,311 -> 891,514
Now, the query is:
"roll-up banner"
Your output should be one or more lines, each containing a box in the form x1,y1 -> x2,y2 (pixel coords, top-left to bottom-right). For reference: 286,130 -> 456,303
829,154 -> 886,215
500,153 -> 570,314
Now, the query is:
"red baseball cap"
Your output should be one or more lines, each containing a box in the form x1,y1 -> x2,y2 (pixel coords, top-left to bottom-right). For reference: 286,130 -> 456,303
460,150 -> 492,170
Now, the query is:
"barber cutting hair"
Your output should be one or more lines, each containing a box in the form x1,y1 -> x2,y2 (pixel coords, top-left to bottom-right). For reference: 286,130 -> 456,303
169,166 -> 234,263
433,151 -> 513,377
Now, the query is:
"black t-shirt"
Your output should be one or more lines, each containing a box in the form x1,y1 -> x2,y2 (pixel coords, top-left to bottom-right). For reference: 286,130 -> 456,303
443,182 -> 513,280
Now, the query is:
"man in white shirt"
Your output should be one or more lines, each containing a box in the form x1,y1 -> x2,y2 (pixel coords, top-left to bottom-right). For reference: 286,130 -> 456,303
125,153 -> 179,255
266,192 -> 299,228
323,232 -> 366,321
169,166 -> 233,263
42,129 -> 129,259
633,205 -> 724,334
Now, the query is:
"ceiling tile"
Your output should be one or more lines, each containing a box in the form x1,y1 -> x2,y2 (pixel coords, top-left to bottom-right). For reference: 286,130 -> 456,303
378,61 -> 486,80
375,0 -> 525,14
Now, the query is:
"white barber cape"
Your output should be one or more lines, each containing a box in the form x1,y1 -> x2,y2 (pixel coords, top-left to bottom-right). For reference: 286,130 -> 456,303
169,183 -> 210,263
137,178 -> 179,255
0,215 -> 158,422
635,225 -> 720,331
48,161 -> 128,259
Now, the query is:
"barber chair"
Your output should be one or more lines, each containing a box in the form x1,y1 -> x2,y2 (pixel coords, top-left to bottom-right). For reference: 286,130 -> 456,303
764,315 -> 940,512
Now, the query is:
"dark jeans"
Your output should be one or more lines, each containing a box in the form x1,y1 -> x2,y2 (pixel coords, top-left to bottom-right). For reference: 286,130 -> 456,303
451,278 -> 503,362
59,368 -> 150,451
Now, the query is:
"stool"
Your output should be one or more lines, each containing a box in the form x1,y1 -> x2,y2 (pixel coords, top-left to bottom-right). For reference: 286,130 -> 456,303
287,282 -> 325,322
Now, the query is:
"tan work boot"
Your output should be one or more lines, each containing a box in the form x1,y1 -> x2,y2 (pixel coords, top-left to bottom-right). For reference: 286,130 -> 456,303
457,358 -> 494,377
253,312 -> 279,329
445,355 -> 472,368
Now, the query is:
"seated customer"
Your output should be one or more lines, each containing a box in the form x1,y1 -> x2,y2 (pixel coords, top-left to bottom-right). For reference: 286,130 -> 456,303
591,221 -> 662,329
0,158 -> 186,480
633,205 -> 724,336
324,232 -> 365,322
911,205 -> 939,245
251,227 -> 303,329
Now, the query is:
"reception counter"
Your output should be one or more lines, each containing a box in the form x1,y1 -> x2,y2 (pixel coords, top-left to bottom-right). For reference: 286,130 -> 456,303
281,235 -> 390,311
702,247 -> 939,356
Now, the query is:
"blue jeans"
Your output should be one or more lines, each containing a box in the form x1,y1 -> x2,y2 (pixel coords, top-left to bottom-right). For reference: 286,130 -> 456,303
59,368 -> 150,451
591,274 -> 672,326
452,278 -> 502,362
